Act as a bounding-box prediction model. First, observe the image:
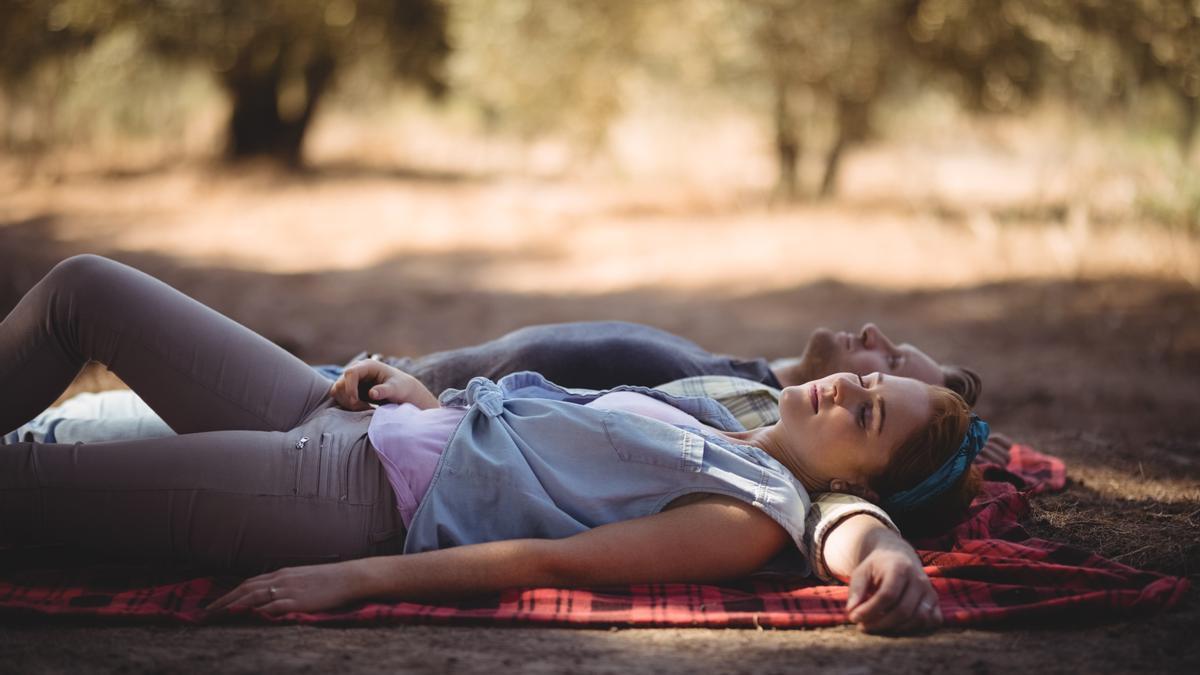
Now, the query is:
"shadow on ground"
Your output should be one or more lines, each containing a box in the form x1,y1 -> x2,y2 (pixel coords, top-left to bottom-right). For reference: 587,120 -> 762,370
1,215 -> 1198,673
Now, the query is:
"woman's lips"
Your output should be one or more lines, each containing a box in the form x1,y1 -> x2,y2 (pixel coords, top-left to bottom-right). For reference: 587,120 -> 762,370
810,385 -> 819,414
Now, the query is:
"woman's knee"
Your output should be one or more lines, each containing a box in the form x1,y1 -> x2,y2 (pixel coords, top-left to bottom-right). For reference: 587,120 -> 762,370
46,254 -> 123,293
43,255 -> 150,311
29,256 -> 146,333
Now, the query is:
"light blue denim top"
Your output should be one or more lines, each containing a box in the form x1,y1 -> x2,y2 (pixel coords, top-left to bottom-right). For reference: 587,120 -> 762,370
402,372 -> 812,569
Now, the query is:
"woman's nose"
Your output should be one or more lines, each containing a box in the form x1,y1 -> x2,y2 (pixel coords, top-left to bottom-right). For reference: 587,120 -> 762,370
833,374 -> 864,404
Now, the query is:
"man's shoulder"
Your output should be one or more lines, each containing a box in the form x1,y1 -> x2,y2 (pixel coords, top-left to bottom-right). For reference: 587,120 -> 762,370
655,376 -> 782,429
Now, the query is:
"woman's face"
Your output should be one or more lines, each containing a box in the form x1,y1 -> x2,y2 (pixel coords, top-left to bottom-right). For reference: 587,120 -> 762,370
776,372 -> 933,488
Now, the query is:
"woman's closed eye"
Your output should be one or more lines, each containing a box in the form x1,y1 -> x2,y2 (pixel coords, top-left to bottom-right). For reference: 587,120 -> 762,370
858,403 -> 869,430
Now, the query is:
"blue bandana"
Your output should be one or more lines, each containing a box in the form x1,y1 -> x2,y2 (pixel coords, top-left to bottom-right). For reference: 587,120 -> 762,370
882,414 -> 990,513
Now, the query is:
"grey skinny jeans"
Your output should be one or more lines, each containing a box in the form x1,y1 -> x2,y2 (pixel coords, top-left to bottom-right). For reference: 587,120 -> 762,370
0,255 -> 405,573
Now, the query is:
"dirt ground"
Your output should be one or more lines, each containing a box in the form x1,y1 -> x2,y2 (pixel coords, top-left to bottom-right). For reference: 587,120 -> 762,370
0,164 -> 1198,673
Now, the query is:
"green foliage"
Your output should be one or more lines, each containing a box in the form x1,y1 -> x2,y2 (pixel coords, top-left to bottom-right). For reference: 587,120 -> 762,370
125,0 -> 448,91
1074,0 -> 1200,149
0,0 -> 106,84
1,0 -> 1197,179
28,27 -> 218,148
449,0 -> 649,151
661,0 -> 1200,197
130,0 -> 449,164
1139,165 -> 1200,232
1,0 -> 449,165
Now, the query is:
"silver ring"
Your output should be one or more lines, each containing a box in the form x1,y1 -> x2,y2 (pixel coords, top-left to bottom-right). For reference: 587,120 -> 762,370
920,600 -> 935,612
268,586 -> 278,601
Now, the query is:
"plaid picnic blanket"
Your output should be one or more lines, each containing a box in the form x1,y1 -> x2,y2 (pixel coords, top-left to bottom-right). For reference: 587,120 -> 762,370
0,443 -> 1188,627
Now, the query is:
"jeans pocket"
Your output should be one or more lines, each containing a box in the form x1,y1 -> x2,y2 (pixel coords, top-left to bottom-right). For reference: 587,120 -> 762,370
293,432 -> 343,499
338,436 -> 353,503
323,432 -> 348,501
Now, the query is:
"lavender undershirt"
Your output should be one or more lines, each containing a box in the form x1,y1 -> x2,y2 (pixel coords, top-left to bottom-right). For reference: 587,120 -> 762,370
367,392 -> 713,528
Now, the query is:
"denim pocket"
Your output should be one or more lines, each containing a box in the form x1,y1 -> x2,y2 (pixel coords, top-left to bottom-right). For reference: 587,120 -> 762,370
602,410 -> 706,473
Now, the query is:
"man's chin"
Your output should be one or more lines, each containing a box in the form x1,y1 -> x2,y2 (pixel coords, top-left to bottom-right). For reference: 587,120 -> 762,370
795,328 -> 840,383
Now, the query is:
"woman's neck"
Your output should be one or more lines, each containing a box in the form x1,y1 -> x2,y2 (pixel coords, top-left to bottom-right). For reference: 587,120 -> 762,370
720,426 -> 825,493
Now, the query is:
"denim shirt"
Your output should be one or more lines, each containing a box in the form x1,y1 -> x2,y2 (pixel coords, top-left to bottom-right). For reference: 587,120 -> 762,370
402,372 -> 813,572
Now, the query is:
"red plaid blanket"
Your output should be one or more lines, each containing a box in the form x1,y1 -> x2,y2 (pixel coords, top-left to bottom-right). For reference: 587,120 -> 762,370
0,444 -> 1188,627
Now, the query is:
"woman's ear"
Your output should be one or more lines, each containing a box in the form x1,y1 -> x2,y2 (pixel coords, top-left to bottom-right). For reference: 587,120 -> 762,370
828,479 -> 880,504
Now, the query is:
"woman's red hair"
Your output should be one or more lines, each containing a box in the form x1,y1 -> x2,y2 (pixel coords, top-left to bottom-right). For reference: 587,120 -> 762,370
870,385 -> 981,536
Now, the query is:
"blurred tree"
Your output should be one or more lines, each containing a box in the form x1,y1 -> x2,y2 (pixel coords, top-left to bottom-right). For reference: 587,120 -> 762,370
651,0 -> 890,200
0,0 -> 449,167
714,0 -> 1059,199
0,1 -> 103,151
898,0 -> 1050,113
647,0 -> 1150,199
0,1 -> 101,82
896,0 -> 1200,157
1071,0 -> 1200,156
5,0 -> 1195,177
450,0 -> 648,158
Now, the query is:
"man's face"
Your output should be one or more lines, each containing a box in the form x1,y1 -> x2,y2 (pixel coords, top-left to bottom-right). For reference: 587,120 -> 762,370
796,323 -> 943,386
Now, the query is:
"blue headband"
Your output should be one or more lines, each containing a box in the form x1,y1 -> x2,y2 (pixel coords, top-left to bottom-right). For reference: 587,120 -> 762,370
881,414 -> 990,513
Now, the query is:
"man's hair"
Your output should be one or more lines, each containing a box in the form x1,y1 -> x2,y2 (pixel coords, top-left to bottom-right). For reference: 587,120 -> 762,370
941,365 -> 982,407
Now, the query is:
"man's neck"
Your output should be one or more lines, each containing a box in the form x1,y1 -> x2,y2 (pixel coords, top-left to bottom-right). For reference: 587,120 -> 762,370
770,357 -> 807,388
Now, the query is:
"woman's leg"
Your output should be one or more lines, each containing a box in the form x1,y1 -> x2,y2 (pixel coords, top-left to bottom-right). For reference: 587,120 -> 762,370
0,255 -> 333,435
0,408 -> 404,573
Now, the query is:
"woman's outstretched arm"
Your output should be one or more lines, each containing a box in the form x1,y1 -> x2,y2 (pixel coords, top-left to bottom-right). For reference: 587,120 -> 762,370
209,497 -> 940,633
208,495 -> 786,613
822,514 -> 942,633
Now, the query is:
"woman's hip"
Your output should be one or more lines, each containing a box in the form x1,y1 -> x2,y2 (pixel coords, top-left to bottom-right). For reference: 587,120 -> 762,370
0,406 -> 405,572
213,405 -> 406,570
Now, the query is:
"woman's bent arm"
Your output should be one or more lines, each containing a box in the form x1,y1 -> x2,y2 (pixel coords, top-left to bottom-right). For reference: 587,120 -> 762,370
329,359 -> 439,410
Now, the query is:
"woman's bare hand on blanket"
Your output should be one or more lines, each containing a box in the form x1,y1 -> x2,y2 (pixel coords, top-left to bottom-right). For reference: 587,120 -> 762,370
845,531 -> 942,634
330,359 -> 439,411
206,560 -> 366,616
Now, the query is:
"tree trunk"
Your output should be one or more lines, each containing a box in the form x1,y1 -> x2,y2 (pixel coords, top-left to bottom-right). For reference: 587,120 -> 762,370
772,78 -> 802,202
223,53 -> 334,168
1180,93 -> 1198,163
226,73 -> 287,164
819,136 -> 845,199
820,97 -> 871,199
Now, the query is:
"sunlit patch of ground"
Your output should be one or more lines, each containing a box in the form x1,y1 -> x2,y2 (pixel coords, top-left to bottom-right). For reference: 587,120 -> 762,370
3,101 -> 1198,296
2,166 -> 1197,294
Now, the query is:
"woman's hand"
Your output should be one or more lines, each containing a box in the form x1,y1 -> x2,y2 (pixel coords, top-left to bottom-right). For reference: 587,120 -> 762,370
329,359 -> 439,411
206,560 -> 366,616
845,531 -> 941,634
